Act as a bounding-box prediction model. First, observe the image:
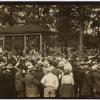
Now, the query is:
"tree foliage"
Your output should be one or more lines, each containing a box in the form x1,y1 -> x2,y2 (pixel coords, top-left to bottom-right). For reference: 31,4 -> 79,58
0,4 -> 99,50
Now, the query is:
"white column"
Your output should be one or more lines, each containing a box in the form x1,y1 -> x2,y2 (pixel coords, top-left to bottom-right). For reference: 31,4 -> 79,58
24,35 -> 26,56
40,34 -> 42,56
3,36 -> 4,50
44,42 -> 46,57
43,35 -> 47,57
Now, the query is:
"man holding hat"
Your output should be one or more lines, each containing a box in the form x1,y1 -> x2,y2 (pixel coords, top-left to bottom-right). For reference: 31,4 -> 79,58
41,66 -> 59,97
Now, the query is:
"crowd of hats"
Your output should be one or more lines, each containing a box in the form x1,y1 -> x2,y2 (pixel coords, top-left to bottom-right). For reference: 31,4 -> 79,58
13,50 -> 73,73
0,47 -> 100,73
25,54 -> 72,72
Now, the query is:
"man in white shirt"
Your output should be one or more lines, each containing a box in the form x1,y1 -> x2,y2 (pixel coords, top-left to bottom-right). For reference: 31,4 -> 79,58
41,67 -> 59,97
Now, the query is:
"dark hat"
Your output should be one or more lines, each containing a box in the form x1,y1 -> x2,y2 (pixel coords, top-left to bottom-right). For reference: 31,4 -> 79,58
11,50 -> 16,55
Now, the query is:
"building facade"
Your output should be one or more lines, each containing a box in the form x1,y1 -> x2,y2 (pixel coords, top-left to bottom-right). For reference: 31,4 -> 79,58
0,24 -> 53,56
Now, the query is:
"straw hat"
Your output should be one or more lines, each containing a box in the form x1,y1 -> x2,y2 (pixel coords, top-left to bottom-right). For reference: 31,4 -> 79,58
11,50 -> 16,55
42,60 -> 50,67
80,61 -> 85,65
0,48 -> 3,54
58,61 -> 66,67
64,66 -> 70,71
47,66 -> 54,72
25,61 -> 35,71
92,61 -> 97,64
92,64 -> 98,70
6,63 -> 13,69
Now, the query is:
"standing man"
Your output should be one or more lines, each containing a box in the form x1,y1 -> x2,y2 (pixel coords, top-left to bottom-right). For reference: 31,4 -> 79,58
41,67 -> 59,97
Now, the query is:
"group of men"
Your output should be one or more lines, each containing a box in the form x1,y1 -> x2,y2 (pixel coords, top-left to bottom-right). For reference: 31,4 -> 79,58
0,47 -> 100,98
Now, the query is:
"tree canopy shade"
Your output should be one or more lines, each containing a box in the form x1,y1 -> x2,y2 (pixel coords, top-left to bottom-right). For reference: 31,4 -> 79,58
0,4 -> 100,55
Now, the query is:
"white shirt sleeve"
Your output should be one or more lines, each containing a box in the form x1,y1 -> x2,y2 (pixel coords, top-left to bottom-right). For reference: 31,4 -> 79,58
55,76 -> 59,90
71,76 -> 74,85
41,75 -> 46,85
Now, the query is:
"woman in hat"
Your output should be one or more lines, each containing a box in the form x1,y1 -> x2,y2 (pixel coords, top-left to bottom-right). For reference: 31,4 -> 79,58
15,68 -> 25,97
42,60 -> 50,75
59,68 -> 74,97
25,63 -> 40,97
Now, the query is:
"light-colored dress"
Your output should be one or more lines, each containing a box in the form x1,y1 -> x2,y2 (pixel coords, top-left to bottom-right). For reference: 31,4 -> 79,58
59,73 -> 74,97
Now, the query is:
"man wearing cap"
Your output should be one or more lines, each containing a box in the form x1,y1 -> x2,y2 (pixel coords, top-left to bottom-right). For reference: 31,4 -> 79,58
81,63 -> 94,98
73,61 -> 85,97
41,66 -> 59,97
15,68 -> 25,97
90,62 -> 100,97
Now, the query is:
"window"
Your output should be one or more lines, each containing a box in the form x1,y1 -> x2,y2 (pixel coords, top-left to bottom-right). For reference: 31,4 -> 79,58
26,35 -> 40,52
5,36 -> 24,53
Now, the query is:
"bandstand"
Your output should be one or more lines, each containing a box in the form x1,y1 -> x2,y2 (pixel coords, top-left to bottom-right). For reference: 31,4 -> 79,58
0,24 -> 53,56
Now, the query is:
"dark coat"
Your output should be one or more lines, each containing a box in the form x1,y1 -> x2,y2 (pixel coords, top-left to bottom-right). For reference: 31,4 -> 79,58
92,70 -> 100,97
81,71 -> 94,97
8,56 -> 17,66
59,84 -> 74,97
15,71 -> 25,91
72,66 -> 85,97
34,69 -> 44,97
2,70 -> 15,97
73,66 -> 85,86
52,67 -> 61,78
0,70 -> 5,97
81,70 -> 100,98
34,69 -> 44,82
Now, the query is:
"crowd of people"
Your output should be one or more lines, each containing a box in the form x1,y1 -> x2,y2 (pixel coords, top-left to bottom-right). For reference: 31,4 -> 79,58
0,47 -> 100,98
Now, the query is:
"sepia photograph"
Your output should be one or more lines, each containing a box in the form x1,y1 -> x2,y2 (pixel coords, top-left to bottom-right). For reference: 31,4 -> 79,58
0,1 -> 100,98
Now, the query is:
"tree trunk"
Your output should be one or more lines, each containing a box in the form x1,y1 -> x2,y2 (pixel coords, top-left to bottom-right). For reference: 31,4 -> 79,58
79,22 -> 84,60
